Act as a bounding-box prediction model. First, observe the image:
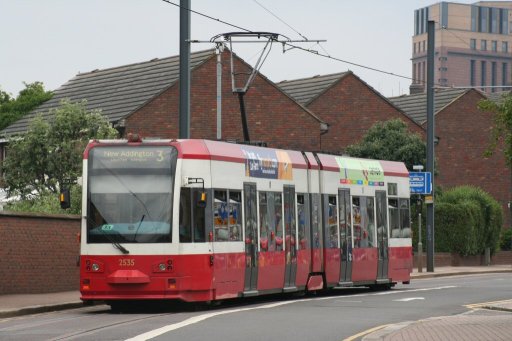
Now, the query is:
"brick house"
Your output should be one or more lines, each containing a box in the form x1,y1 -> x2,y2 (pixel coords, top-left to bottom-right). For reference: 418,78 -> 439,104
390,88 -> 511,226
277,72 -> 425,153
0,49 -> 326,153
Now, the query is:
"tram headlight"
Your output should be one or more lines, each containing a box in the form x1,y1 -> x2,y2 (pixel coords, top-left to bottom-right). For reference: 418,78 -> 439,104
91,263 -> 100,272
158,263 -> 166,271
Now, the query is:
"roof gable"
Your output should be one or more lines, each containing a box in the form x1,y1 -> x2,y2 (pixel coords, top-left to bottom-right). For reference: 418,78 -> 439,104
388,88 -> 480,124
277,72 -> 350,106
1,49 -> 215,137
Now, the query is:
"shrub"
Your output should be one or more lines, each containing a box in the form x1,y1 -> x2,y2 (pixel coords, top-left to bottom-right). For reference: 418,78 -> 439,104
438,186 -> 502,255
6,184 -> 81,215
500,228 -> 512,251
435,201 -> 479,255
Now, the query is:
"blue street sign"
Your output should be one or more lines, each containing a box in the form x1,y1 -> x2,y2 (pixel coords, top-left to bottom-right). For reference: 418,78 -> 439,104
409,172 -> 432,194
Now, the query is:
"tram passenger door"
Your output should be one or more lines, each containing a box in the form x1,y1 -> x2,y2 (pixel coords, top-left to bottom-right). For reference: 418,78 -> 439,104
338,189 -> 352,285
283,186 -> 297,290
243,183 -> 258,294
376,190 -> 389,281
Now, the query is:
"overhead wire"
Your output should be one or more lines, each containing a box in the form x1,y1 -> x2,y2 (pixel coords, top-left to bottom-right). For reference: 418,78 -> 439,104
252,0 -> 309,41
160,0 -> 431,87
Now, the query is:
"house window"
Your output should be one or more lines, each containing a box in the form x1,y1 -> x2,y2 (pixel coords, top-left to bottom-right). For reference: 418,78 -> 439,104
492,40 -> 497,52
470,39 -> 476,50
481,39 -> 487,51
503,41 -> 508,53
470,60 -> 476,87
492,62 -> 497,92
503,63 -> 508,89
481,61 -> 487,89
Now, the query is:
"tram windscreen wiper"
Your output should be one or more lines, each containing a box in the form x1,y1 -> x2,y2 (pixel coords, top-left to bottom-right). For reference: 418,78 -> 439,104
101,230 -> 130,255
87,216 -> 130,254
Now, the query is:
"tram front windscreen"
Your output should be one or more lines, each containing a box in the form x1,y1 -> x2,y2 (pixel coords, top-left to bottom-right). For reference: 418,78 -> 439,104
86,145 -> 177,244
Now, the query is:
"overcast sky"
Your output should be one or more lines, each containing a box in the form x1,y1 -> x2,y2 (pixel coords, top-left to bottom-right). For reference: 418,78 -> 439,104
1,0 -> 479,98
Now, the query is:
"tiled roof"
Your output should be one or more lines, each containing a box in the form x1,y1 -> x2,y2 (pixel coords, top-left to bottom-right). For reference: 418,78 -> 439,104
1,49 -> 215,137
388,88 -> 469,124
277,72 -> 350,105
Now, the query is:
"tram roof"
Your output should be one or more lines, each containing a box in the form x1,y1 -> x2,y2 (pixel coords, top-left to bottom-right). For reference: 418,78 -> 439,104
177,140 -> 408,177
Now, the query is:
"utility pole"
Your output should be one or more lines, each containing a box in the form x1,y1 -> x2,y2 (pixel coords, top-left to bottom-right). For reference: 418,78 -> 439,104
426,20 -> 435,272
179,0 -> 191,139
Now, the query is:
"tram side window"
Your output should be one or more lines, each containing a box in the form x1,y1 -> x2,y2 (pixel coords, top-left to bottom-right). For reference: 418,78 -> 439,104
229,191 -> 242,241
389,199 -> 400,238
213,190 -> 243,241
259,192 -> 269,250
327,195 -> 338,248
353,197 -> 362,248
214,190 -> 229,241
259,192 -> 283,251
179,188 -> 206,243
274,192 -> 283,251
400,199 -> 411,238
311,194 -> 322,249
389,198 -> 410,238
353,196 -> 375,248
366,197 -> 375,247
297,194 -> 310,250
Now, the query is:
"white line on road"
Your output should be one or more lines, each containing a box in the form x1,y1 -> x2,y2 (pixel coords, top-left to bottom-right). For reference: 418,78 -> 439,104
394,297 -> 425,302
125,285 -> 457,341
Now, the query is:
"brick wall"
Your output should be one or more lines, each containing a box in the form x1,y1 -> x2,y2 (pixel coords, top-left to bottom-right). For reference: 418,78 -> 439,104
0,211 -> 80,295
432,90 -> 511,226
126,51 -> 322,151
306,73 -> 425,153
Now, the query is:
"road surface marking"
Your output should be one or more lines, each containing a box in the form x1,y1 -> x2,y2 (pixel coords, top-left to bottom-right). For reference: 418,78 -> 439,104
125,285 -> 457,341
342,324 -> 391,341
394,297 -> 425,302
465,299 -> 512,309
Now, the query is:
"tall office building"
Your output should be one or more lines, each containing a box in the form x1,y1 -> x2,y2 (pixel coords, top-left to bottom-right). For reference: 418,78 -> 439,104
411,1 -> 512,94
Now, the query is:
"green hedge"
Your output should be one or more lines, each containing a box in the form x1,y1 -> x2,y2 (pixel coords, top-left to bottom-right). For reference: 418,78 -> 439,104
439,186 -> 502,254
435,201 -> 479,255
412,185 -> 503,256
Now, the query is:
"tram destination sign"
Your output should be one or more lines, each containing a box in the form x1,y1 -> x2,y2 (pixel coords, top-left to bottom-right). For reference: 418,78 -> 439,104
409,171 -> 432,194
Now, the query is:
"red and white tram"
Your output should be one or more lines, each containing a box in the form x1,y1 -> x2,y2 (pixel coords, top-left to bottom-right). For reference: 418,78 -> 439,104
80,137 -> 412,305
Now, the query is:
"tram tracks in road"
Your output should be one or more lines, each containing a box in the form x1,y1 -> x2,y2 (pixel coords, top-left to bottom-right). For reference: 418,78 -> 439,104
49,311 -> 175,341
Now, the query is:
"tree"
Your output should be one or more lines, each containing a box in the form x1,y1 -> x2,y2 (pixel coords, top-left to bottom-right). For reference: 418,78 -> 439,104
3,99 -> 118,200
344,119 -> 426,170
478,94 -> 512,165
0,82 -> 53,131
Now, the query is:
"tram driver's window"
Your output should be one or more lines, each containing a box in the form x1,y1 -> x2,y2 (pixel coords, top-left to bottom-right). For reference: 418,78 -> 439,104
180,188 -> 206,243
192,189 -> 206,242
180,188 -> 192,243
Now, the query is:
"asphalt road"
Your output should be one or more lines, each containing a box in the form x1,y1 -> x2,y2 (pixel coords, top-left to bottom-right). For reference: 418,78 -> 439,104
1,273 -> 511,341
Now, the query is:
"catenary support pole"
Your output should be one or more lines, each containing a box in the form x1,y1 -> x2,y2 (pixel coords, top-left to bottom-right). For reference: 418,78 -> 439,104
426,20 -> 435,272
216,46 -> 222,140
179,0 -> 191,139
